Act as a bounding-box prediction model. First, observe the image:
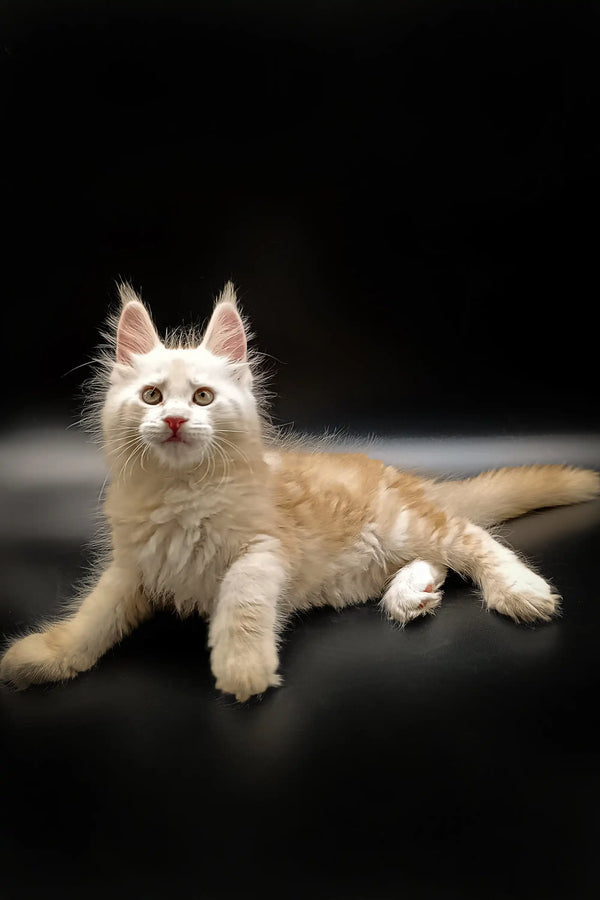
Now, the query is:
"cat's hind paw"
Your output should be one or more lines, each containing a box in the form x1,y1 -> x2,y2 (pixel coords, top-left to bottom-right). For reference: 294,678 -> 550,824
486,566 -> 560,623
381,560 -> 446,626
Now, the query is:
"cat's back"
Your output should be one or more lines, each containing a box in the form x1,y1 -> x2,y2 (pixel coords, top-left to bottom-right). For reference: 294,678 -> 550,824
267,447 -> 423,539
268,447 -> 423,501
268,448 -> 385,500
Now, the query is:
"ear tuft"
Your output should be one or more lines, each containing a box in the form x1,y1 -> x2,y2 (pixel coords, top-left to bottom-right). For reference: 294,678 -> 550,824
117,282 -> 143,309
116,300 -> 161,365
201,284 -> 247,361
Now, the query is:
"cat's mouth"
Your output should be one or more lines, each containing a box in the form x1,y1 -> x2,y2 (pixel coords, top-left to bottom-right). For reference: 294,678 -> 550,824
164,434 -> 187,444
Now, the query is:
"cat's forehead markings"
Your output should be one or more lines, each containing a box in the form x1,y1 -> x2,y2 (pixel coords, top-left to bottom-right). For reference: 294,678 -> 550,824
167,357 -> 191,378
137,347 -> 227,393
154,356 -> 198,393
172,354 -> 218,375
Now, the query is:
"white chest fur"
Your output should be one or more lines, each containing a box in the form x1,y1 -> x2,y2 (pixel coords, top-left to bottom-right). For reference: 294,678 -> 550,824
110,478 -> 248,616
142,486 -> 231,614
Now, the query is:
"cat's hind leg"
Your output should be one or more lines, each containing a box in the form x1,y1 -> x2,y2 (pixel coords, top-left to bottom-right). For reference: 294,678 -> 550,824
381,559 -> 448,625
390,503 -> 559,623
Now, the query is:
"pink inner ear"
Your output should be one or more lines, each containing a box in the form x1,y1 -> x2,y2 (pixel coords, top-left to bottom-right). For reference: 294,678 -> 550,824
116,302 -> 159,364
203,304 -> 247,361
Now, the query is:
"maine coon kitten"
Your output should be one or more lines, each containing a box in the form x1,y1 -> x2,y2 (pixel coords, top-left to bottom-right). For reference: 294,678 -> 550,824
1,284 -> 598,700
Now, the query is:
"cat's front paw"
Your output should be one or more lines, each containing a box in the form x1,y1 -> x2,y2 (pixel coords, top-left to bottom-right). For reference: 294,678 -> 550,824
0,632 -> 81,689
486,567 -> 560,623
210,638 -> 281,702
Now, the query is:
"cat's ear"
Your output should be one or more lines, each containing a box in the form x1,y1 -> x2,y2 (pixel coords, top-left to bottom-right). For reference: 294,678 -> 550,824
116,290 -> 161,365
201,283 -> 247,362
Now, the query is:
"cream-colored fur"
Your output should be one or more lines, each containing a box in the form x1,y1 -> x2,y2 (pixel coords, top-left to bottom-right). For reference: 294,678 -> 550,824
1,284 -> 598,700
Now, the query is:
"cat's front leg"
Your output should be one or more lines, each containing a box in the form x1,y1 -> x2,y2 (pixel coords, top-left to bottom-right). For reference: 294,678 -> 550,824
0,563 -> 149,689
208,535 -> 285,702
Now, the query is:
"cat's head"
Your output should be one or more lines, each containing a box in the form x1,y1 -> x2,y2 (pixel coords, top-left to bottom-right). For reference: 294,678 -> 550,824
100,283 -> 263,475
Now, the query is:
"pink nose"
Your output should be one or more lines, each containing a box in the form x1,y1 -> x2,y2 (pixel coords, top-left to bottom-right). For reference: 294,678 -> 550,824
163,416 -> 188,434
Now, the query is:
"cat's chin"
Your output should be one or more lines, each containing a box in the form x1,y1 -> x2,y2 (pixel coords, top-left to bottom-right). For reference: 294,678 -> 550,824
148,439 -> 210,470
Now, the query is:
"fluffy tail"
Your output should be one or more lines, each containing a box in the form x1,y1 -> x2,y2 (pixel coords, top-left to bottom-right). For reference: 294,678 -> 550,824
425,465 -> 600,528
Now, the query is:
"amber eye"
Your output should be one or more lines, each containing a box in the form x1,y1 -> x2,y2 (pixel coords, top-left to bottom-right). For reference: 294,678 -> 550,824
193,387 -> 215,406
141,386 -> 163,405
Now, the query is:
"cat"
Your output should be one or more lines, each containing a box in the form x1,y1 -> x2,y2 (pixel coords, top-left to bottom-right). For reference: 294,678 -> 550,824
1,282 -> 598,701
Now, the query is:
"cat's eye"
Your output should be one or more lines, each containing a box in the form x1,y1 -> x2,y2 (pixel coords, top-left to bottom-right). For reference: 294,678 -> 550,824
193,387 -> 215,406
141,386 -> 163,405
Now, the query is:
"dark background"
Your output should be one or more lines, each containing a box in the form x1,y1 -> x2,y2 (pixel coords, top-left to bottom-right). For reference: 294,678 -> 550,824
2,4 -> 600,900
3,0 -> 599,437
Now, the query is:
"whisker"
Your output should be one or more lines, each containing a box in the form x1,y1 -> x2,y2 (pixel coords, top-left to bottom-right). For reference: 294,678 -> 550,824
211,440 -> 231,490
214,435 -> 251,468
96,471 -> 110,506
108,436 -> 146,464
117,438 -> 145,481
61,358 -> 95,378
140,442 -> 152,472
66,418 -> 87,431
191,444 -> 216,487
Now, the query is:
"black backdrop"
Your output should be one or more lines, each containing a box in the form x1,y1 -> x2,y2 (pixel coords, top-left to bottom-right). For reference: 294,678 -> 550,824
2,5 -> 600,900
3,0 -> 599,438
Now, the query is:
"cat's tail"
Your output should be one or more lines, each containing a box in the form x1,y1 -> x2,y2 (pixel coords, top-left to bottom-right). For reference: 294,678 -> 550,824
425,465 -> 600,528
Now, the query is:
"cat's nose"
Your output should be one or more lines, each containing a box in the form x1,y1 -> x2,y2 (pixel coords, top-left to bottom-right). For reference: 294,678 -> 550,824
163,416 -> 188,434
